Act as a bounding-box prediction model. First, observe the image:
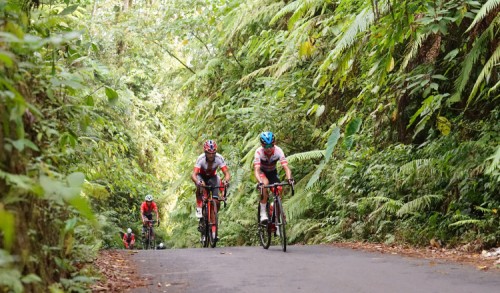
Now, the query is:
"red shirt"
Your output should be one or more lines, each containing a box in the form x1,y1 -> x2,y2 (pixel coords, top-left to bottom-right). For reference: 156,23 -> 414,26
141,201 -> 158,214
123,233 -> 135,243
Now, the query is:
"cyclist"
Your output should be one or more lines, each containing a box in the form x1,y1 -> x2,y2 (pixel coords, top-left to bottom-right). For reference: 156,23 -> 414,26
191,140 -> 231,219
254,131 -> 294,223
140,194 -> 160,237
122,228 -> 135,249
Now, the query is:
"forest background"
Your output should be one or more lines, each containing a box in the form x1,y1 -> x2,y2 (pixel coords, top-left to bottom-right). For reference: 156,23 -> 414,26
0,0 -> 498,291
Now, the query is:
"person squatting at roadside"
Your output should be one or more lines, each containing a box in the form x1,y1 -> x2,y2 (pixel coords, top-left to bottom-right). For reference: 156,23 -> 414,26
191,140 -> 231,219
254,131 -> 294,223
123,228 -> 135,249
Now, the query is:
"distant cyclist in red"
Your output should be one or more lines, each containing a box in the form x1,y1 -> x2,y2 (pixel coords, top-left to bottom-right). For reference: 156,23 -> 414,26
140,194 -> 159,236
122,228 -> 135,249
191,140 -> 231,218
254,131 -> 294,223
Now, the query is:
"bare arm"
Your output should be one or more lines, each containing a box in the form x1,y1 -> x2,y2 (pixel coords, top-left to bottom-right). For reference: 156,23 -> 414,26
191,168 -> 200,184
283,164 -> 292,181
222,168 -> 231,183
254,165 -> 262,183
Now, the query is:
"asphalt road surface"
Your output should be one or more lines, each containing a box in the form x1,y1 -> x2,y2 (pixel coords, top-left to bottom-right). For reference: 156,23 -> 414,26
131,245 -> 500,293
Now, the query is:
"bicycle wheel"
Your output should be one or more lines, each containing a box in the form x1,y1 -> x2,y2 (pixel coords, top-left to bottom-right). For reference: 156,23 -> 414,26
151,227 -> 156,250
143,230 -> 150,250
257,202 -> 271,249
202,205 -> 209,248
275,196 -> 287,252
209,200 -> 218,248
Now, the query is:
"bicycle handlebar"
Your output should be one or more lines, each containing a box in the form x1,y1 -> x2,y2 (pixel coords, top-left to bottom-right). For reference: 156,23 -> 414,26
257,182 -> 295,196
198,184 -> 229,202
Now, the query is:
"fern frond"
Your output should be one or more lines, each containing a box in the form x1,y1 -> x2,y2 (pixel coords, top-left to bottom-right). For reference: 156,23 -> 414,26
368,197 -> 403,221
466,0 -> 500,32
485,146 -> 500,179
450,23 -> 493,103
467,43 -> 500,106
287,0 -> 326,30
222,0 -> 284,46
396,159 -> 441,186
449,219 -> 484,227
287,150 -> 325,163
401,31 -> 432,70
396,194 -> 443,217
269,0 -> 302,26
237,65 -> 273,85
286,189 -> 313,220
319,8 -> 374,72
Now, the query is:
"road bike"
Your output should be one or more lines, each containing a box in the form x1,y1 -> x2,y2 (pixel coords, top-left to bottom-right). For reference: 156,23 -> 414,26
257,182 -> 294,252
142,219 -> 157,250
198,183 -> 228,248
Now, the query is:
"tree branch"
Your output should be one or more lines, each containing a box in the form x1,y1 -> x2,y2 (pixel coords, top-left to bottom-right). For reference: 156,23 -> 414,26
153,41 -> 196,74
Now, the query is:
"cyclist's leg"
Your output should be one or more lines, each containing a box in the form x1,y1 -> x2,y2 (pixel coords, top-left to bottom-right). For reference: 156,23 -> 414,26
266,169 -> 281,194
207,176 -> 222,209
143,214 -> 152,234
259,170 -> 271,203
258,171 -> 271,222
196,175 -> 205,209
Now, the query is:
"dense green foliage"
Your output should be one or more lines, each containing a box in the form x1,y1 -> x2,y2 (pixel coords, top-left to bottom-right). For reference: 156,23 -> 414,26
1,0 -> 498,291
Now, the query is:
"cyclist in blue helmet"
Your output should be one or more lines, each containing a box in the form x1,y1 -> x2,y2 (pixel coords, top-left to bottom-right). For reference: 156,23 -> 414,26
254,131 -> 294,223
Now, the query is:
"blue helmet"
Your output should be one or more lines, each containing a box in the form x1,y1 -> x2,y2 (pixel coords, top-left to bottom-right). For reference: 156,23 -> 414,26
260,131 -> 275,146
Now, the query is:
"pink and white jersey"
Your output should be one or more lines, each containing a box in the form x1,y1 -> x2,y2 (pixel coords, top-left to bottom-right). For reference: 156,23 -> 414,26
253,146 -> 288,172
194,153 -> 228,177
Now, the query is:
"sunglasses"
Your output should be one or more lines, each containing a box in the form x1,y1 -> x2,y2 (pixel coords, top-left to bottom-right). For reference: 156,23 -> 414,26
263,144 -> 274,149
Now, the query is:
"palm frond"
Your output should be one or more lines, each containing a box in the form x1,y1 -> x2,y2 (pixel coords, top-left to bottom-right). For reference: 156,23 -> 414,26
467,43 -> 500,106
466,0 -> 500,32
396,194 -> 443,217
287,150 -> 325,164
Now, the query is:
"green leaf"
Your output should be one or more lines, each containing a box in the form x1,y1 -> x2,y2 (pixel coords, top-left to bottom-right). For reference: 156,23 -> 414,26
343,117 -> 362,150
67,172 -> 85,188
436,116 -> 451,135
68,196 -> 95,221
59,5 -> 79,16
0,50 -> 15,68
324,126 -> 340,163
105,87 -> 118,104
306,162 -> 325,189
0,209 -> 14,249
85,95 -> 94,106
21,274 -> 42,284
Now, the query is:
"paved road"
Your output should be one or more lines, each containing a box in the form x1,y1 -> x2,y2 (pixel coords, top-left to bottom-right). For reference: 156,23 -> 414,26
131,245 -> 500,293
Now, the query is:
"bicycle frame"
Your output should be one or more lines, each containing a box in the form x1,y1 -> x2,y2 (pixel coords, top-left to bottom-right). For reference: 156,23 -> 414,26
143,219 -> 156,250
257,182 -> 294,252
198,184 -> 227,248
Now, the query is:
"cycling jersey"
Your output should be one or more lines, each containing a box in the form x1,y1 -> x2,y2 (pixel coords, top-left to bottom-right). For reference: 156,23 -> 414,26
194,153 -> 228,177
140,201 -> 158,215
254,146 -> 288,172
123,233 -> 135,243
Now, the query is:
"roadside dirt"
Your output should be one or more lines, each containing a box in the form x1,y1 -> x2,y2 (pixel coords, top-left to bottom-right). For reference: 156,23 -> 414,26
330,241 -> 500,271
90,243 -> 500,292
91,250 -> 146,292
